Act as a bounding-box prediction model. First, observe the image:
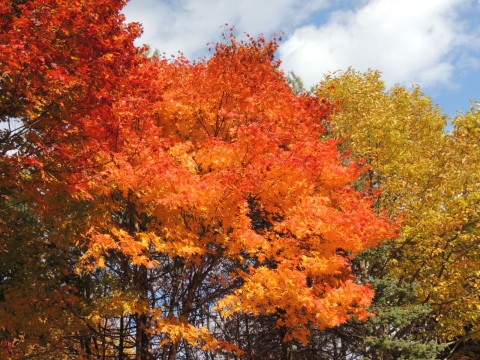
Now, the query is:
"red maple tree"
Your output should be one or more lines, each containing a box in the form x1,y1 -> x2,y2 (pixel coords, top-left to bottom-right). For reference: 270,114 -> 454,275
0,1 -> 395,358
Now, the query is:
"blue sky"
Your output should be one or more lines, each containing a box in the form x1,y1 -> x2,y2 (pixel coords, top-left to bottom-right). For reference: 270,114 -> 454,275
123,0 -> 480,119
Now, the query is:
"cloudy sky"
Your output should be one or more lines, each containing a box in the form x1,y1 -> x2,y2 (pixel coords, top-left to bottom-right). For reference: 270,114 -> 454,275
123,0 -> 480,118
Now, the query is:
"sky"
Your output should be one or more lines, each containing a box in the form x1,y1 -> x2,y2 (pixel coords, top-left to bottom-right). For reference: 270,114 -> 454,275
123,0 -> 480,119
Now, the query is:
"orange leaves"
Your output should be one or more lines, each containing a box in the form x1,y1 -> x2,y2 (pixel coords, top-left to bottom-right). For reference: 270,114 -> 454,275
81,227 -> 160,270
217,257 -> 375,344
1,4 -> 397,352
77,32 -> 397,349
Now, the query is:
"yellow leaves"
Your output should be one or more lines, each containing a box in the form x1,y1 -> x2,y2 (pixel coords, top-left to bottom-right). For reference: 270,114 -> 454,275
79,228 -> 163,271
87,291 -> 149,325
321,70 -> 480,340
156,317 -> 243,354
320,69 -> 446,214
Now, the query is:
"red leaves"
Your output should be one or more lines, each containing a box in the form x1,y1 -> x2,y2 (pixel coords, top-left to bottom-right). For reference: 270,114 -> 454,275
2,2 -> 396,354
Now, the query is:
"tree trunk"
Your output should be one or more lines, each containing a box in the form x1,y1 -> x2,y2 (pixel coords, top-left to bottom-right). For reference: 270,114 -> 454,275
135,265 -> 151,360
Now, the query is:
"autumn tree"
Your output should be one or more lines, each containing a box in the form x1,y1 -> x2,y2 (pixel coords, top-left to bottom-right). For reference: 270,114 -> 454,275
1,0 -> 395,357
66,33 -> 394,359
0,0 -> 141,357
313,69 -> 480,359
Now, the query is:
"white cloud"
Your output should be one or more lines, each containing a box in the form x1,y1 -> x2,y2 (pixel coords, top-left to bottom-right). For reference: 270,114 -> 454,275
279,0 -> 467,88
123,0 -> 480,92
123,0 -> 330,58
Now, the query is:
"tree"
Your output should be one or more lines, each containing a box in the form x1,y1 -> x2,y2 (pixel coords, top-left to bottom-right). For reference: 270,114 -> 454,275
1,0 -> 141,357
72,34 -> 395,359
1,1 -> 395,357
314,69 -> 479,359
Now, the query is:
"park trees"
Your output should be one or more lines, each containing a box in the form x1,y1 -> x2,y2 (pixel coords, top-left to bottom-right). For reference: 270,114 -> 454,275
1,1 -> 395,358
6,1 -> 478,359
314,69 -> 480,359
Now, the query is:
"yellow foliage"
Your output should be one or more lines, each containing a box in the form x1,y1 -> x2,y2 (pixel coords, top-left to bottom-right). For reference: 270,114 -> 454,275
320,70 -> 480,340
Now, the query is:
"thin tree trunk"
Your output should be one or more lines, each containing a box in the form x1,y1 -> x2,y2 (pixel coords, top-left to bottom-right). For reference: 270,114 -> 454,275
119,315 -> 125,360
167,342 -> 179,360
135,265 -> 151,360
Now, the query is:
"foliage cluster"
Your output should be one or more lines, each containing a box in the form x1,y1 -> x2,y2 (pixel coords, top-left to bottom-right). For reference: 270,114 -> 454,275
1,1 -> 479,359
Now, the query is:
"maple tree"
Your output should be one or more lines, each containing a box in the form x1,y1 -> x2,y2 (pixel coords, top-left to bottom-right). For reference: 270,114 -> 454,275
74,34 -> 395,359
2,0 -> 477,357
1,0 -> 141,357
1,1 -> 395,356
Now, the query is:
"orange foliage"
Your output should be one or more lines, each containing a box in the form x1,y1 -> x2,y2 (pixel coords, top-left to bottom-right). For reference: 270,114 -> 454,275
1,0 -> 395,356
80,32 -> 396,349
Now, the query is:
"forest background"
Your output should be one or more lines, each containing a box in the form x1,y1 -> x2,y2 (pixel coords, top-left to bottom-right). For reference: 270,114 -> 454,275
0,0 -> 479,359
